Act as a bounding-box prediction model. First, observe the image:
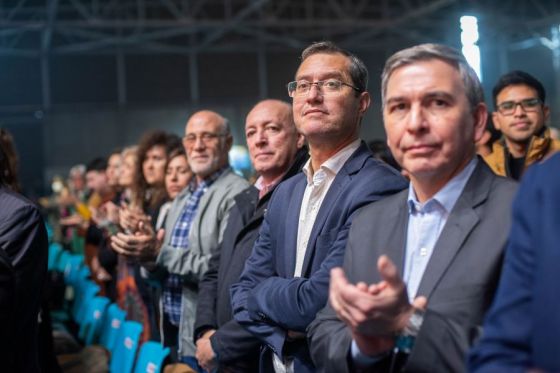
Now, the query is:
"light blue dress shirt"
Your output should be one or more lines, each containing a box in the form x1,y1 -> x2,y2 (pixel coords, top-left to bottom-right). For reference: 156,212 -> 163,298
351,157 -> 478,363
403,157 -> 478,301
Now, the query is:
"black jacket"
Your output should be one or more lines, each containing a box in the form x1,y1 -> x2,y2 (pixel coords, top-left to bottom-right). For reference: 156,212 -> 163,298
0,187 -> 48,372
194,148 -> 308,372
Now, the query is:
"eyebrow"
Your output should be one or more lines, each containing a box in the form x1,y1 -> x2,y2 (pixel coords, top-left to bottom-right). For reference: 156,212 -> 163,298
295,71 -> 345,81
385,91 -> 455,104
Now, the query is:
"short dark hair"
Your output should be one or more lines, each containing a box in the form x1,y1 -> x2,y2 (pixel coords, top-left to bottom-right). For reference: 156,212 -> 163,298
85,157 -> 107,173
300,41 -> 368,94
492,70 -> 546,109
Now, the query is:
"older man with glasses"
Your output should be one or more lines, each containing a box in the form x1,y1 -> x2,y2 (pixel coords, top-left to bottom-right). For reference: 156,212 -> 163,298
112,110 -> 249,372
483,70 -> 560,180
230,41 -> 407,373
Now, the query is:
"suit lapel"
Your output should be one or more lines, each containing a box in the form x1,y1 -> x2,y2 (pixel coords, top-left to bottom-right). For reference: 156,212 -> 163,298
285,177 -> 307,276
415,161 -> 490,298
300,143 -> 368,276
384,195 -> 410,280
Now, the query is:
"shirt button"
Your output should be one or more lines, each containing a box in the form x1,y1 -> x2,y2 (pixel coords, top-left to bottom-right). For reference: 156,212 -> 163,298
420,247 -> 428,256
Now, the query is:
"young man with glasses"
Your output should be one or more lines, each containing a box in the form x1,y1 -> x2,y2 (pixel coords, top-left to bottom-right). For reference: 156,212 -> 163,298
230,41 -> 407,373
484,70 -> 560,180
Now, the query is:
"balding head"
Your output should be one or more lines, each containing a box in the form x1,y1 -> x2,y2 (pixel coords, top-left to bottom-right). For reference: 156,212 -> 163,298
245,99 -> 304,183
183,110 -> 232,182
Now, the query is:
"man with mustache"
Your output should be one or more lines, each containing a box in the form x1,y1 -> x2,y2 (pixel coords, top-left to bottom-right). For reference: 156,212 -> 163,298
308,44 -> 517,373
230,41 -> 407,373
112,110 -> 249,371
483,70 -> 560,180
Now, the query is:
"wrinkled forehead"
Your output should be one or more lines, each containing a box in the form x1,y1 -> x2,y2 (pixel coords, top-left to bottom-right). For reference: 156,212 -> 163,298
186,117 -> 224,134
245,103 -> 292,130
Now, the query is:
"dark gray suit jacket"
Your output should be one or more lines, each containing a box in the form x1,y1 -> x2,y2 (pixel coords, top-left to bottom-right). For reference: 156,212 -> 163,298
308,160 -> 517,373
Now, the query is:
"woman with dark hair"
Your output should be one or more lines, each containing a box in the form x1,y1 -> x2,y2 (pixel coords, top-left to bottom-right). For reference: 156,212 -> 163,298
131,130 -> 182,224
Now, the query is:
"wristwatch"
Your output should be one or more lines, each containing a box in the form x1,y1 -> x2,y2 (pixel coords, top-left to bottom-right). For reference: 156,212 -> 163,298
395,308 -> 425,353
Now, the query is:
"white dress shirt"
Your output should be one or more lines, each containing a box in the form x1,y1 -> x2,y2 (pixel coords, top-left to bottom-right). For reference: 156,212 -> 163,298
274,139 -> 361,373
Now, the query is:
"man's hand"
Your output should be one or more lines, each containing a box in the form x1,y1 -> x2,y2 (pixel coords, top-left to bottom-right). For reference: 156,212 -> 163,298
329,255 -> 427,356
110,221 -> 164,262
196,329 -> 217,372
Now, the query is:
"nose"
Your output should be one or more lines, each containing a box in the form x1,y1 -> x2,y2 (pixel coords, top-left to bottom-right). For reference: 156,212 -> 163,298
255,129 -> 268,146
305,83 -> 323,103
513,103 -> 527,116
407,104 -> 428,133
193,136 -> 206,150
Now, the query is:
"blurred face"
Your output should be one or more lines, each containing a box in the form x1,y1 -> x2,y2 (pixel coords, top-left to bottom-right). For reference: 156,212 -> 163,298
383,59 -> 486,186
119,154 -> 136,188
183,111 -> 231,182
86,170 -> 108,194
246,101 -> 304,181
142,145 -> 166,185
492,84 -> 549,146
106,153 -> 122,187
70,173 -> 85,192
165,154 -> 191,199
292,53 -> 370,146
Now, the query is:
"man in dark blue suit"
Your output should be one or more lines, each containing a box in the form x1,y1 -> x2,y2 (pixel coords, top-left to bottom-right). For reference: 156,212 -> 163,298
230,41 -> 407,373
469,152 -> 560,373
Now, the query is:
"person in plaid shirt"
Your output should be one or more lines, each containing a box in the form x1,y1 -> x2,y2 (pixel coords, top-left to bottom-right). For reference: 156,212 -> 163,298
112,110 -> 249,371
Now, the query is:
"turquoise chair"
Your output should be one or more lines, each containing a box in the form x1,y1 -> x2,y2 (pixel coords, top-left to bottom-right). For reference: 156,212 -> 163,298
55,250 -> 71,273
64,254 -> 85,285
110,321 -> 143,373
79,296 -> 110,344
99,303 -> 126,351
48,242 -> 63,270
72,280 -> 100,324
134,342 -> 170,373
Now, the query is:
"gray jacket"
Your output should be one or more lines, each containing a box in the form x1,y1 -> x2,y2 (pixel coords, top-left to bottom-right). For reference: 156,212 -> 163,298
149,168 -> 249,357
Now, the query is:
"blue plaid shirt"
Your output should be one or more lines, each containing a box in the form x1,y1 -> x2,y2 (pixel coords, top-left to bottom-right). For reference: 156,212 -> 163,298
162,167 -> 228,326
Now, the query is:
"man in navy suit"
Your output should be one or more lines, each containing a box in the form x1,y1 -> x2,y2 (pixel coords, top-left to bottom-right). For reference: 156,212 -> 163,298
230,41 -> 407,373
469,153 -> 560,372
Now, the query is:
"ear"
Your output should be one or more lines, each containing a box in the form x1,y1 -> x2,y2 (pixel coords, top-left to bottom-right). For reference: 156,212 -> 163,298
358,91 -> 371,116
543,104 -> 551,123
472,103 -> 488,143
491,111 -> 502,132
296,133 -> 306,149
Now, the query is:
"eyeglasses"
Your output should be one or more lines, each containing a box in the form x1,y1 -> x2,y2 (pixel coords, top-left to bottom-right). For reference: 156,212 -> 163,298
183,132 -> 226,146
496,98 -> 542,116
286,79 -> 362,97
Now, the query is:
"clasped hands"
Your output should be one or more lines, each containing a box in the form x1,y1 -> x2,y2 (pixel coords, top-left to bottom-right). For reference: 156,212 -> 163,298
110,205 -> 164,263
329,255 -> 427,356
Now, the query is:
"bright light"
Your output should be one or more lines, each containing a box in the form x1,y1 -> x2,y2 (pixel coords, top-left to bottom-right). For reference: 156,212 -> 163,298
460,15 -> 482,81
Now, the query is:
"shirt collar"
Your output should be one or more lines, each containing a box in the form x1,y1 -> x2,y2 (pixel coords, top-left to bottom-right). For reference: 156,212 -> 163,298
302,139 -> 361,185
407,157 -> 478,214
254,172 -> 286,192
189,166 -> 230,192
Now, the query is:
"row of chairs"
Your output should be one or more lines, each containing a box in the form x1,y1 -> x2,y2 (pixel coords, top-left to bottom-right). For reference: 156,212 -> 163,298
48,242 -> 170,373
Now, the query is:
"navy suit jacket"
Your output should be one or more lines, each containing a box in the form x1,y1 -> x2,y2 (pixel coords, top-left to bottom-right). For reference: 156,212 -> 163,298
230,142 -> 408,372
469,153 -> 560,373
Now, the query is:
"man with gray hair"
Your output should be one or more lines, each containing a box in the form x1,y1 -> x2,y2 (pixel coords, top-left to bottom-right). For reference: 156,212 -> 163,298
308,43 -> 517,372
112,110 -> 249,371
231,41 -> 407,373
